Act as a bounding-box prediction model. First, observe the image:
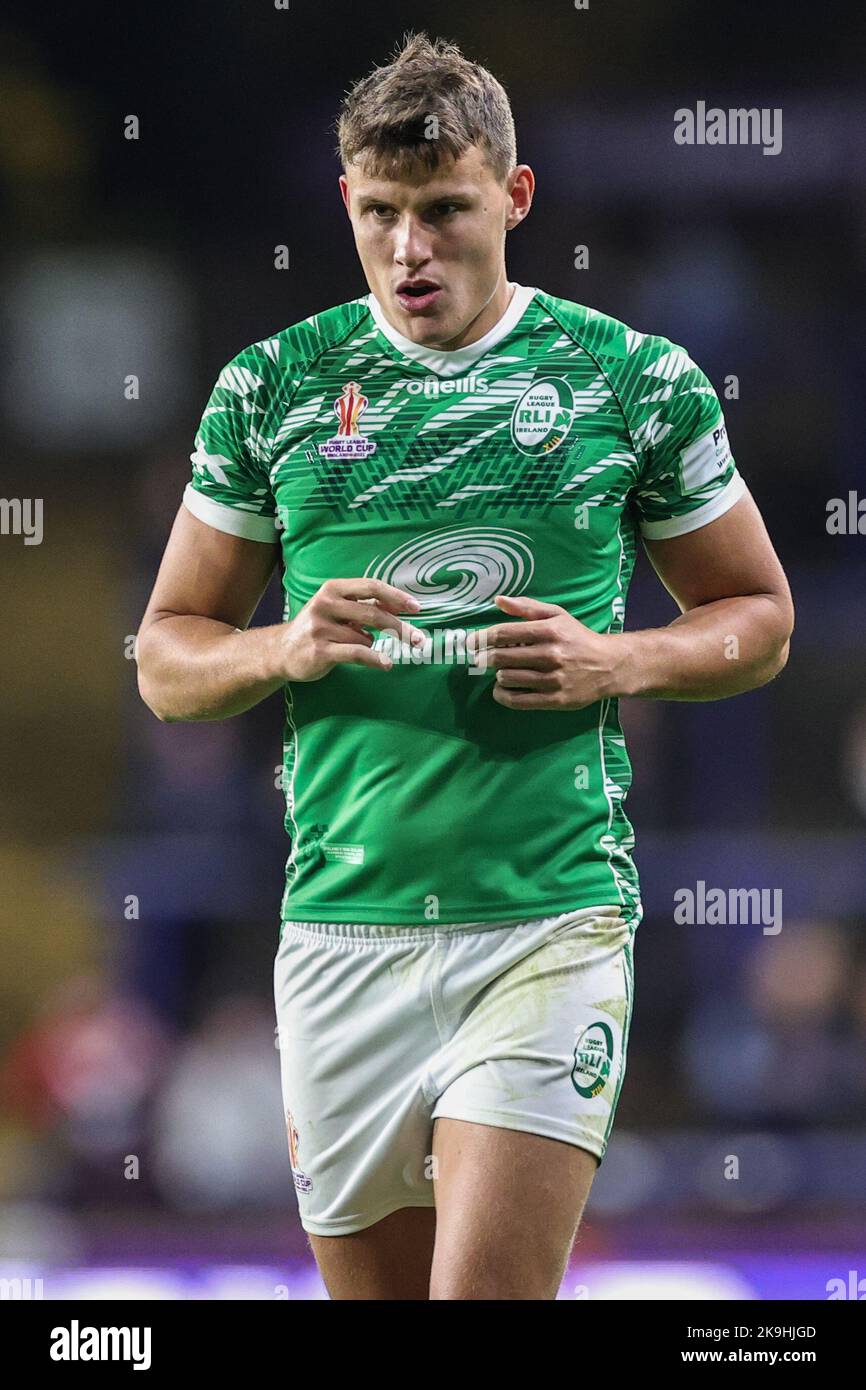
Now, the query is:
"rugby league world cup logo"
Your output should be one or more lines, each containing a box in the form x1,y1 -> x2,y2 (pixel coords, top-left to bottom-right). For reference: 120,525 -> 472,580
318,380 -> 378,459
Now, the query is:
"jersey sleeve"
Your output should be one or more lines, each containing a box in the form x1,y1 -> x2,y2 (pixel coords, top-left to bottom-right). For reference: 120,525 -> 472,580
628,340 -> 747,539
182,345 -> 280,543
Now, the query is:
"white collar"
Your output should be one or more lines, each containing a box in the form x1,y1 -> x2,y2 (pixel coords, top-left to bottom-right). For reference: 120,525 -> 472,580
366,282 -> 537,377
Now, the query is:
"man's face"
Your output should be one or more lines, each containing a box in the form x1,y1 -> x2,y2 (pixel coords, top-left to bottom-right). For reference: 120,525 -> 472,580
339,144 -> 532,350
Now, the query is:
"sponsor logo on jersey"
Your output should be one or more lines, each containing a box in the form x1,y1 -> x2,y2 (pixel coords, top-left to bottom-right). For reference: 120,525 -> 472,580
365,525 -> 535,624
511,377 -> 576,456
317,381 -> 378,459
678,417 -> 732,491
403,374 -> 489,396
571,1020 -> 614,1098
286,1109 -> 313,1193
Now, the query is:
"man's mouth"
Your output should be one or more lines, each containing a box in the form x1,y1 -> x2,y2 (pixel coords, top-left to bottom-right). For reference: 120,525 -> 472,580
395,280 -> 442,313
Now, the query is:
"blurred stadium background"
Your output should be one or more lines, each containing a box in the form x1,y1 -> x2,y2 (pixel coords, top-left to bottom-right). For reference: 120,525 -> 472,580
1,0 -> 864,1299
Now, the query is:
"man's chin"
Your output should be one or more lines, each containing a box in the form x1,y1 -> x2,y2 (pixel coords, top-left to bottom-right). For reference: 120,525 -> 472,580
395,307 -> 467,349
402,318 -> 454,346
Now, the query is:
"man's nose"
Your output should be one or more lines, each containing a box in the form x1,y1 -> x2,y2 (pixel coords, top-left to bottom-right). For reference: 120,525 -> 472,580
393,216 -> 431,266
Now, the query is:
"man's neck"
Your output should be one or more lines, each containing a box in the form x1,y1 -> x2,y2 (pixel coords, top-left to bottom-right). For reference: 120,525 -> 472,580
431,276 -> 515,352
366,280 -> 536,379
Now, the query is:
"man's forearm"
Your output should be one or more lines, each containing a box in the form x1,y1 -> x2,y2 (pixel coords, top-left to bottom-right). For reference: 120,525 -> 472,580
137,616 -> 285,722
614,594 -> 792,701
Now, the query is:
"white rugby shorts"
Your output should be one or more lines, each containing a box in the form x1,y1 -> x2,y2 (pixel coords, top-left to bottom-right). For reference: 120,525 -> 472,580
273,902 -> 635,1235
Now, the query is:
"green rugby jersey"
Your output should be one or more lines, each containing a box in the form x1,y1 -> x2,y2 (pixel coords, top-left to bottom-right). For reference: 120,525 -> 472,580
183,284 -> 746,927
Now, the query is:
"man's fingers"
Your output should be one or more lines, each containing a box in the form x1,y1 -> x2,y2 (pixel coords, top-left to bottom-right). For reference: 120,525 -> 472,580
468,620 -> 550,655
337,643 -> 396,669
492,686 -> 566,709
317,621 -> 374,646
309,627 -> 395,668
489,649 -> 558,673
494,668 -> 560,690
494,594 -> 565,619
330,598 -> 427,644
327,577 -> 421,612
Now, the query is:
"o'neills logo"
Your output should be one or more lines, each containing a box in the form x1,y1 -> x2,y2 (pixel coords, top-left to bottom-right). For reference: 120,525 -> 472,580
318,381 -> 377,459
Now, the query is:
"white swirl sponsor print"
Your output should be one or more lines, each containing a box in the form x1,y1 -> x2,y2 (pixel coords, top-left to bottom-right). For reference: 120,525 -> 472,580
364,526 -> 535,624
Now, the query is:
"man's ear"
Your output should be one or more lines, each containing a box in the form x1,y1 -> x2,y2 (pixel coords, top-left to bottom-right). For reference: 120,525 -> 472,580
505,164 -> 534,230
338,174 -> 351,216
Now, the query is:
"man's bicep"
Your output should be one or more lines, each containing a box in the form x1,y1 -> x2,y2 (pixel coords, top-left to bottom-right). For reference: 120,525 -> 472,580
642,490 -> 793,616
140,505 -> 280,631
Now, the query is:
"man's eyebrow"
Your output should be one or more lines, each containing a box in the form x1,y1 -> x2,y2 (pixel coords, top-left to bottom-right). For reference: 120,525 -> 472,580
354,188 -> 478,208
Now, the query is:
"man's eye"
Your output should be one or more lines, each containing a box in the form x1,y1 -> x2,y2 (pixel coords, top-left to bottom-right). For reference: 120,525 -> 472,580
432,203 -> 459,216
370,206 -> 395,219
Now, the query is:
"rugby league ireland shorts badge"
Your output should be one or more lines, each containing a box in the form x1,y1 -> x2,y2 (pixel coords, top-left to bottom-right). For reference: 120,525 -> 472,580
318,380 -> 377,459
571,1020 -> 614,1098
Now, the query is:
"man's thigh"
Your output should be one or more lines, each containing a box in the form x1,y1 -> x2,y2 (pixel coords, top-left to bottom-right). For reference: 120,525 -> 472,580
308,1206 -> 437,1301
429,1118 -> 599,1300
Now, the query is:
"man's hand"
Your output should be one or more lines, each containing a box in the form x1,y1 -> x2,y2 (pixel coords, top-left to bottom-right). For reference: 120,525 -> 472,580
468,491 -> 795,712
468,594 -> 629,710
274,578 -> 427,681
137,507 -> 430,721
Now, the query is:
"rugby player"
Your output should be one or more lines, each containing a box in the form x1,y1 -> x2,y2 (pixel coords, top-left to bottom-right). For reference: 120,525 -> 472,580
137,33 -> 794,1300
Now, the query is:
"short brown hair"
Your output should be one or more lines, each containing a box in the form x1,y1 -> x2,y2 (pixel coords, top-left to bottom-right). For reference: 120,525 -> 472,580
336,32 -> 517,182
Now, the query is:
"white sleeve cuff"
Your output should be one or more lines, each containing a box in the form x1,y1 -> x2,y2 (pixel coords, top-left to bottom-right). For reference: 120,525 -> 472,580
639,470 -> 748,540
182,484 -> 279,543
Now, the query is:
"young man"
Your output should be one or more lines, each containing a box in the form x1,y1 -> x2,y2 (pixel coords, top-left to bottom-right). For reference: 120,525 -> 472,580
137,33 -> 793,1299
